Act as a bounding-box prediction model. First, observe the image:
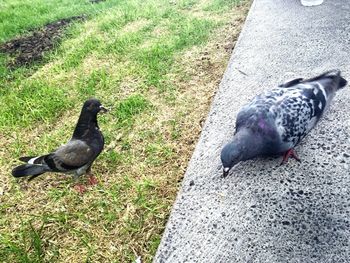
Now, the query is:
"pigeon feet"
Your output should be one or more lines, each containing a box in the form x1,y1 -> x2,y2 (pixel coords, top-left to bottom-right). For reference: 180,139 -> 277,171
73,176 -> 98,193
280,148 -> 301,165
87,176 -> 98,186
74,184 -> 87,194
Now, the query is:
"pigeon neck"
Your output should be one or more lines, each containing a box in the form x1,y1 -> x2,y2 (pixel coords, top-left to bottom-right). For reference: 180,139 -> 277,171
72,111 -> 98,139
233,128 -> 264,160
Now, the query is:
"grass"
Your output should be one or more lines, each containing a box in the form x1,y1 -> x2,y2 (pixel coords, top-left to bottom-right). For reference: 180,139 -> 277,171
0,0 -> 251,262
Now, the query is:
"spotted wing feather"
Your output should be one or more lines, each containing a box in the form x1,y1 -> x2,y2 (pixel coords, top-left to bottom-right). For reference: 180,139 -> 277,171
271,83 -> 327,146
236,82 -> 329,152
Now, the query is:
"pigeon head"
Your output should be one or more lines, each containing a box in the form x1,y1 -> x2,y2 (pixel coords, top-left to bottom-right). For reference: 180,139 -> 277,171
220,142 -> 242,177
220,129 -> 261,177
82,99 -> 108,114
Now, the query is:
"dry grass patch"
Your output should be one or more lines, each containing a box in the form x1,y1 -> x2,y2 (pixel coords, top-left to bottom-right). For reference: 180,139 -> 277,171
120,19 -> 151,35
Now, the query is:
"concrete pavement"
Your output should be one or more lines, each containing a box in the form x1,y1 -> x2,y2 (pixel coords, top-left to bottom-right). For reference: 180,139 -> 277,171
154,1 -> 350,262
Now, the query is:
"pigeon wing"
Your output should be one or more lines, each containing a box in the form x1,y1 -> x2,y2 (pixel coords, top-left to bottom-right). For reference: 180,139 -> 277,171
54,140 -> 95,167
278,78 -> 303,88
271,90 -> 311,146
270,83 -> 328,146
236,87 -> 317,150
44,140 -> 95,172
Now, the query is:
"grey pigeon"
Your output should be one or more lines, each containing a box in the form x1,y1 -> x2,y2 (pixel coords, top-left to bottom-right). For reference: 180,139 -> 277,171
221,70 -> 347,177
12,99 -> 108,189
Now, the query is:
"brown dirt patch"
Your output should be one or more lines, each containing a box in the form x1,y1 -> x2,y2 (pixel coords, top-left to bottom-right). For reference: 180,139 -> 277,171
0,16 -> 86,68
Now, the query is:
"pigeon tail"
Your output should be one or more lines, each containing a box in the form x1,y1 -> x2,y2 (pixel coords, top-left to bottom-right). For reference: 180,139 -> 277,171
336,75 -> 347,90
304,69 -> 347,90
19,156 -> 34,162
19,155 -> 46,163
324,70 -> 347,90
12,164 -> 47,178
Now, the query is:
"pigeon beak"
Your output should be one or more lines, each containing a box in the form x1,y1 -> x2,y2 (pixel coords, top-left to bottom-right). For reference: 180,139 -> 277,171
223,167 -> 230,178
99,105 -> 109,113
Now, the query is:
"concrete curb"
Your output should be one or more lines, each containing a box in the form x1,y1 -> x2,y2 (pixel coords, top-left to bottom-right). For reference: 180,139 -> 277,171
154,1 -> 350,262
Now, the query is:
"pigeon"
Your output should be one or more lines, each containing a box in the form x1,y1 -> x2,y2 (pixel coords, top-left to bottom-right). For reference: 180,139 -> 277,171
12,99 -> 108,191
221,70 -> 347,177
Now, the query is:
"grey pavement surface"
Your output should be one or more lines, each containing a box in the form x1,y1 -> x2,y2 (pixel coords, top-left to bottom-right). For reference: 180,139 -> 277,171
154,0 -> 350,262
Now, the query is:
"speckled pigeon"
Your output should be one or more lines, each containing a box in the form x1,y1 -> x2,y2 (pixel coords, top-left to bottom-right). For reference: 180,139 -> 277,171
12,99 -> 108,191
221,70 -> 347,177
